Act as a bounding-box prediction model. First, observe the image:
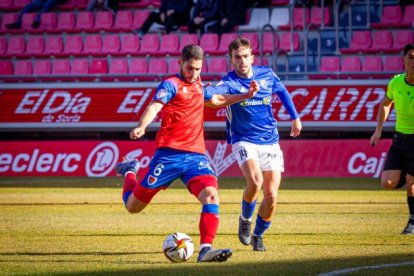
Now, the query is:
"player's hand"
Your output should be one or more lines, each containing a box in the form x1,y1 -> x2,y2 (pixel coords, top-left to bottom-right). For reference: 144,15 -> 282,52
290,118 -> 302,138
130,127 -> 145,140
370,131 -> 381,147
247,80 -> 259,98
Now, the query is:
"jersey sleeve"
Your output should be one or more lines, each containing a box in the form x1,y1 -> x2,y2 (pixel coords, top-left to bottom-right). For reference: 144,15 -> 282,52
153,79 -> 177,104
386,76 -> 396,100
204,79 -> 232,97
272,71 -> 299,120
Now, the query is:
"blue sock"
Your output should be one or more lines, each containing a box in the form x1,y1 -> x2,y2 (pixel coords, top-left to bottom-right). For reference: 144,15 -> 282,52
253,214 -> 271,237
242,199 -> 256,220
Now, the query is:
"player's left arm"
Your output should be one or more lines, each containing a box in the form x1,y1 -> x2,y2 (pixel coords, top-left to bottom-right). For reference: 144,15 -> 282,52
205,80 -> 259,108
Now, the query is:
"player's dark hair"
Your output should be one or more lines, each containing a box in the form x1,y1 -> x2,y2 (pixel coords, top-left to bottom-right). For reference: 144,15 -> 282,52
403,43 -> 414,56
181,44 -> 204,61
228,37 -> 252,57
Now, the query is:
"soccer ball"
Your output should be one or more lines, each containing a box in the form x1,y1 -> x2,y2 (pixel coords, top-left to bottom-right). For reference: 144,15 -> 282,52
162,232 -> 194,263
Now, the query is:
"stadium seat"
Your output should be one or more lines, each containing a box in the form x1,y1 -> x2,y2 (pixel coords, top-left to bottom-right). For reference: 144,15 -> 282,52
279,7 -> 309,30
75,11 -> 94,32
200,33 -> 219,55
129,58 -> 148,80
38,12 -> 57,32
33,59 -> 52,77
216,33 -> 238,55
362,56 -> 383,78
279,32 -> 300,52
62,35 -> 84,56
0,13 -> 18,34
268,7 -> 290,30
139,34 -> 160,55
350,4 -> 369,27
238,8 -> 270,31
5,35 -> 25,58
0,36 -> 7,56
340,56 -> 362,79
52,59 -> 71,76
102,58 -> 130,81
102,34 -> 121,56
383,55 -> 403,73
241,32 -> 259,54
56,12 -> 76,33
363,30 -> 393,53
93,11 -> 113,32
13,0 -> 31,9
314,56 -> 340,79
84,34 -> 103,56
25,36 -> 45,57
262,32 -> 279,55
70,58 -> 92,81
319,30 -> 336,54
120,34 -> 140,55
21,13 -> 37,33
0,60 -> 13,75
148,58 -> 167,80
309,7 -> 331,28
287,55 -> 306,80
158,34 -> 180,56
167,57 -> 180,74
45,35 -> 64,56
390,30 -> 413,53
400,5 -> 414,27
132,10 -> 151,30
112,10 -> 133,32
340,31 -> 371,54
371,5 -> 402,28
0,0 -> 14,10
179,34 -> 199,52
205,57 -> 227,81
14,59 -> 34,81
89,59 -> 108,75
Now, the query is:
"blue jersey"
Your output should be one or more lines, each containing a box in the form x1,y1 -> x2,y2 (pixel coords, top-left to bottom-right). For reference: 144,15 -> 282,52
206,66 -> 299,145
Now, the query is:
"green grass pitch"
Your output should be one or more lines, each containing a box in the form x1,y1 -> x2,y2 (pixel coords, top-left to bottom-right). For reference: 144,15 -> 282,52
0,177 -> 413,275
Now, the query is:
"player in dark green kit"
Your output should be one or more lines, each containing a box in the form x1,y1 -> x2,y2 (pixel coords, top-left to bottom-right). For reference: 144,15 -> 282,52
370,44 -> 414,235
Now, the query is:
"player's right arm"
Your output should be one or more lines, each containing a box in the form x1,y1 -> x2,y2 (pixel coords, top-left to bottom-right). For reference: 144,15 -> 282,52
130,101 -> 163,140
370,97 -> 393,146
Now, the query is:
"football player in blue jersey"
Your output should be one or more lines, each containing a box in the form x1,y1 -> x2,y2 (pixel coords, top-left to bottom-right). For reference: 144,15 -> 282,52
205,37 -> 302,251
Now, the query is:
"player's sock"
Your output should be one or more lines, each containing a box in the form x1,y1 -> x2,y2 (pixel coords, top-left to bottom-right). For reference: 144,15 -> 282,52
407,196 -> 414,222
253,214 -> 271,237
122,172 -> 137,205
241,199 -> 256,221
199,204 -> 219,245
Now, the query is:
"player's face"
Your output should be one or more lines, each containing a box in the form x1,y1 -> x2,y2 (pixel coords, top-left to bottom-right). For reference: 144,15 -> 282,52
230,46 -> 254,78
404,49 -> 414,75
180,58 -> 203,83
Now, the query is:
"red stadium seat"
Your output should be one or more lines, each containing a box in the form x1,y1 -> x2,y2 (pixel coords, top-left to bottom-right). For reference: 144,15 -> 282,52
70,58 -> 89,75
179,34 -> 199,52
56,12 -> 76,33
132,10 -> 151,30
120,34 -> 140,55
39,12 -> 57,32
340,31 -> 371,54
139,34 -> 160,55
129,58 -> 148,80
280,7 -> 310,30
318,56 -> 340,79
148,58 -> 167,80
5,35 -> 25,57
33,59 -> 52,76
309,7 -> 331,28
0,37 -> 7,56
14,59 -> 33,81
112,10 -> 133,32
216,33 -> 238,55
158,34 -> 180,56
25,36 -> 45,57
75,11 -> 94,32
93,11 -> 113,32
383,55 -> 403,73
102,34 -> 121,56
45,35 -> 64,56
13,0 -> 31,8
362,56 -> 383,78
205,57 -> 227,80
390,30 -> 413,52
0,60 -> 13,75
167,57 -> 180,74
62,35 -> 83,56
364,30 -> 393,53
279,32 -> 300,52
262,32 -> 279,55
52,59 -> 71,75
89,59 -> 108,74
102,58 -> 130,81
21,13 -> 37,32
340,56 -> 362,79
0,13 -> 18,34
0,0 -> 14,10
371,5 -> 402,28
400,5 -> 414,27
84,34 -> 103,56
200,33 -> 219,55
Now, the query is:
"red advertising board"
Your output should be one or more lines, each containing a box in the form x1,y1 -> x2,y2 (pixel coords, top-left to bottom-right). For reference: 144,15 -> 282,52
0,139 -> 391,178
0,81 -> 394,130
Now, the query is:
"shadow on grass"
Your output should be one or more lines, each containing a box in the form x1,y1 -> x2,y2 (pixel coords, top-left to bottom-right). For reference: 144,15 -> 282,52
0,177 -> 381,190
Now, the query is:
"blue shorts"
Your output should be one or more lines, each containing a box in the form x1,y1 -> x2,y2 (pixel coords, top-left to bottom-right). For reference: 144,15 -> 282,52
141,148 -> 216,189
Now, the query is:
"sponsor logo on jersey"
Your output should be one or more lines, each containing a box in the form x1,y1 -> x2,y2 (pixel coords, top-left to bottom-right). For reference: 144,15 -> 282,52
240,96 -> 272,107
148,175 -> 157,185
156,89 -> 167,99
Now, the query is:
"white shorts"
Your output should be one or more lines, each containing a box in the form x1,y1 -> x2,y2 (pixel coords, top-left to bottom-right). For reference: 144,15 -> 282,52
232,141 -> 284,172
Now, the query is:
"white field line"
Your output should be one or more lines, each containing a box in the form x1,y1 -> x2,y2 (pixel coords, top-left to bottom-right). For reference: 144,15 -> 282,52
318,261 -> 414,276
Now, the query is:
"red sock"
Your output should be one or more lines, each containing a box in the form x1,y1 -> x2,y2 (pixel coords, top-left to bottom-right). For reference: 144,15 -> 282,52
122,173 -> 137,203
199,213 -> 219,245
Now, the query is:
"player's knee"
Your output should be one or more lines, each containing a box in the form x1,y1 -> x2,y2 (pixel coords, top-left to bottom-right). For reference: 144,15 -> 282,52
263,192 -> 278,206
201,186 -> 219,203
380,179 -> 397,190
406,174 -> 414,195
